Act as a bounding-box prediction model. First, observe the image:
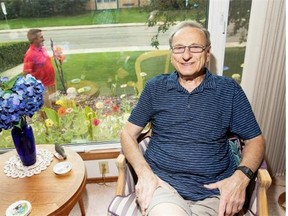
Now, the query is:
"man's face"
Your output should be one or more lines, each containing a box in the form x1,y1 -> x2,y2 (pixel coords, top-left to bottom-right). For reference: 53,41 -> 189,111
34,32 -> 45,47
170,27 -> 211,77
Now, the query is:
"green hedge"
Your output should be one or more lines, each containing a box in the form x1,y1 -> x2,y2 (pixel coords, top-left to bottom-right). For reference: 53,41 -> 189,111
0,41 -> 29,73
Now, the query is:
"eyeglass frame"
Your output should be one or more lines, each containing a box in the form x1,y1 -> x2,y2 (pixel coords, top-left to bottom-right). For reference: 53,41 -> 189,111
171,44 -> 211,54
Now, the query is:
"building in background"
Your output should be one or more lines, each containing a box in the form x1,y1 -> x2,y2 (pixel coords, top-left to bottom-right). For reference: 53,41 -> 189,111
86,0 -> 150,10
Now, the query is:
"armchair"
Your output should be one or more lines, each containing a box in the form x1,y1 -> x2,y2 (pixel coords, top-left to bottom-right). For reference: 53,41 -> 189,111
108,131 -> 272,216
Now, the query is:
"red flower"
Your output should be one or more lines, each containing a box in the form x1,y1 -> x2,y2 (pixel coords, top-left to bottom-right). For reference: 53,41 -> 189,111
92,118 -> 100,126
112,104 -> 120,113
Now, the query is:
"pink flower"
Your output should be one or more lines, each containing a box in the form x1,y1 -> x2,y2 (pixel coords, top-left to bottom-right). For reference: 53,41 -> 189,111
54,47 -> 65,63
92,119 -> 100,126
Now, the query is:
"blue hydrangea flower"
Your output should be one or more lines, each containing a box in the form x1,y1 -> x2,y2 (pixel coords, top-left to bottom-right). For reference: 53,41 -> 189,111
0,74 -> 44,130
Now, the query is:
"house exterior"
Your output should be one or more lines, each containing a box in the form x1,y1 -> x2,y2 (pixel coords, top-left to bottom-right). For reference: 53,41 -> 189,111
85,0 -> 150,10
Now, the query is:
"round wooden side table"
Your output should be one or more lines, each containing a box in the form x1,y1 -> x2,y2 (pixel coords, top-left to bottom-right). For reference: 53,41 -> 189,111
0,145 -> 86,216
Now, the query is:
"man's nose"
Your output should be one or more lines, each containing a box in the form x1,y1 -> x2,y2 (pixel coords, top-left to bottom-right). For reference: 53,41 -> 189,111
182,47 -> 193,59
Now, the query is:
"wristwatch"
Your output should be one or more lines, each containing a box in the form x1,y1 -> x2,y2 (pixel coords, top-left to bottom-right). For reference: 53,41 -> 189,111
236,166 -> 254,180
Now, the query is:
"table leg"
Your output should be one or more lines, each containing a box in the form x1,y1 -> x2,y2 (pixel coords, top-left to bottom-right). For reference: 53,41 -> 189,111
78,197 -> 86,216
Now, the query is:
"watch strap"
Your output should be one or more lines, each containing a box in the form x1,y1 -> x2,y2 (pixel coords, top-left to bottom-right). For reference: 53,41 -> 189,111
236,166 -> 254,180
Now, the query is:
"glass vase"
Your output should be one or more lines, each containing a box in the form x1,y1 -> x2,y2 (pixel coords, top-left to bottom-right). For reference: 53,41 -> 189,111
11,122 -> 37,166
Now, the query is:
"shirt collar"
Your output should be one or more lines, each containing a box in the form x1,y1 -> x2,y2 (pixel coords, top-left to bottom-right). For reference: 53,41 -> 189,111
167,68 -> 216,93
30,44 -> 43,51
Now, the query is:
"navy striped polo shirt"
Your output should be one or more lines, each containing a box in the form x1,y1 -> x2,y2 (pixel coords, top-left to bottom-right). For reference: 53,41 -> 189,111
128,69 -> 262,201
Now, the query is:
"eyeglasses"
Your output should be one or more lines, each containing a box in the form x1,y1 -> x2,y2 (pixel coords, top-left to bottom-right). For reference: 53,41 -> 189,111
171,45 -> 210,54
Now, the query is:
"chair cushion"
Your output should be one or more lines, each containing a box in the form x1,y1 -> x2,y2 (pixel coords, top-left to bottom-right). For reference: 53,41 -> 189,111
123,163 -> 136,196
108,192 -> 138,216
138,136 -> 150,154
122,137 -> 150,196
228,136 -> 243,166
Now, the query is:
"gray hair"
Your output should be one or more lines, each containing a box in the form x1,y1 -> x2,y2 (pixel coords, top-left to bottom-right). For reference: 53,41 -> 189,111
27,29 -> 42,44
169,21 -> 211,48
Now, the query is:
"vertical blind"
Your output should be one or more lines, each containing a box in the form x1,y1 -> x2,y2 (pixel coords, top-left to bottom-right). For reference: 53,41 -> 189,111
242,0 -> 285,176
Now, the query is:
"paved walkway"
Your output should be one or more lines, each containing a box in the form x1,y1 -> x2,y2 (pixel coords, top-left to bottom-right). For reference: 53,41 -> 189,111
1,64 -> 23,79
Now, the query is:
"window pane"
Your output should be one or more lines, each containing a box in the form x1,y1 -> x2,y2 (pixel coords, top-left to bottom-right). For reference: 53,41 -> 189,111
0,1 -> 209,149
223,0 -> 252,84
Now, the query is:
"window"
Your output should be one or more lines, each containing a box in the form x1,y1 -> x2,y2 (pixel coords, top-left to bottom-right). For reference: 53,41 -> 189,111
208,0 -> 252,82
0,0 -> 252,149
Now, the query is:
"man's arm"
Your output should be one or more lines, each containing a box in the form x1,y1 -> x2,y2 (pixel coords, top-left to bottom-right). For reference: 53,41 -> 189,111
121,121 -> 149,175
240,134 -> 266,172
121,122 -> 160,215
205,134 -> 265,216
23,56 -> 32,75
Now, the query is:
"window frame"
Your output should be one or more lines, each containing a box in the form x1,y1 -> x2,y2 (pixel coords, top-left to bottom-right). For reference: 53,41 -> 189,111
207,0 -> 230,75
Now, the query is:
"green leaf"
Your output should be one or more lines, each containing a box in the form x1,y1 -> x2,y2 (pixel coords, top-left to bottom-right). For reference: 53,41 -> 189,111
84,106 -> 96,119
5,76 -> 19,90
42,107 -> 60,127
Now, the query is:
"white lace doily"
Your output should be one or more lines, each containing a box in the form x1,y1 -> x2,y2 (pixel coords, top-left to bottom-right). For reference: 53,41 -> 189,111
3,148 -> 54,178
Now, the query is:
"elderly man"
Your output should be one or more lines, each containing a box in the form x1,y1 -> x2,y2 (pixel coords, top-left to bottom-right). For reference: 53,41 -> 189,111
120,21 -> 265,216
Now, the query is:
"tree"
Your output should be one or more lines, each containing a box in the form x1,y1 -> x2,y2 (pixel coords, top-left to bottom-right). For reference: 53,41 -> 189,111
142,0 -> 208,48
143,0 -> 252,48
228,0 -> 252,43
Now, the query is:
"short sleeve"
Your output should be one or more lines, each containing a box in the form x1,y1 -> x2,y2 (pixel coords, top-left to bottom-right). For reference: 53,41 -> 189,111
128,80 -> 154,128
230,84 -> 262,140
23,55 -> 33,73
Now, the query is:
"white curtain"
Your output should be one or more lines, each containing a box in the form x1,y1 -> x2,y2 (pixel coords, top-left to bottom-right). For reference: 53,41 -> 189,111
241,0 -> 286,176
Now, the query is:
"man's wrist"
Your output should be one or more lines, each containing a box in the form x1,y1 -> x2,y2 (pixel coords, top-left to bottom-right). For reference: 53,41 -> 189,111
236,166 -> 255,180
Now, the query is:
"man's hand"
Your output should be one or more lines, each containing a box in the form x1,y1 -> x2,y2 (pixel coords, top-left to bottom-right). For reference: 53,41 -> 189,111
135,170 -> 160,215
204,171 -> 250,216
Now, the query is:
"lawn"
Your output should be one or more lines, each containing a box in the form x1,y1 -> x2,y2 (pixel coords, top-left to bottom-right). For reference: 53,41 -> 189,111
0,8 -> 149,30
57,50 -> 174,96
0,8 -> 202,30
223,47 -> 246,79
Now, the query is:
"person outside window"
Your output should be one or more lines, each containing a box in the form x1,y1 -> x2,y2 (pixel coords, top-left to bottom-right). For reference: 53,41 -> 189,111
23,29 -> 56,109
120,21 -> 265,216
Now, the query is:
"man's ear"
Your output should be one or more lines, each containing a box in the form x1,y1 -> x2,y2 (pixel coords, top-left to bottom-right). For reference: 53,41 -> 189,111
206,46 -> 211,63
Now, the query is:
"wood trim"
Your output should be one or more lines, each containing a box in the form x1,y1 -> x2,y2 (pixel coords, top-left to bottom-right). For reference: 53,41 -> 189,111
86,176 -> 118,184
77,148 -> 120,161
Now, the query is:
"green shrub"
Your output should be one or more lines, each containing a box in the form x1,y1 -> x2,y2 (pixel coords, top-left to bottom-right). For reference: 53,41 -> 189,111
0,0 -> 88,19
0,41 -> 29,73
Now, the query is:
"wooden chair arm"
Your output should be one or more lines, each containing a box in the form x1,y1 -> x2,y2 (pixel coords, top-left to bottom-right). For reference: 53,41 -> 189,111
257,168 -> 272,216
115,125 -> 151,197
115,154 -> 126,196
